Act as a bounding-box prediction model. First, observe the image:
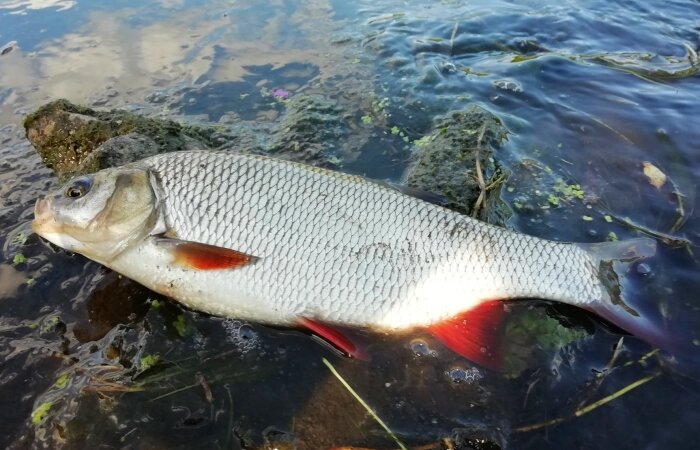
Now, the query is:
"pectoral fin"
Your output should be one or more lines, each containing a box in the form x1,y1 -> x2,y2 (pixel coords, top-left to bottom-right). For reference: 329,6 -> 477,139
299,317 -> 368,360
427,301 -> 507,371
156,237 -> 259,270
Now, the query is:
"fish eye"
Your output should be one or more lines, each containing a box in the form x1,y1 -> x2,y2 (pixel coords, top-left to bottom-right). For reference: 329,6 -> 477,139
65,176 -> 93,199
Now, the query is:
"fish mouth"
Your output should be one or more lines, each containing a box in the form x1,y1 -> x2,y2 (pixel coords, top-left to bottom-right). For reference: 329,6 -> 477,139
32,197 -> 61,235
32,197 -> 88,254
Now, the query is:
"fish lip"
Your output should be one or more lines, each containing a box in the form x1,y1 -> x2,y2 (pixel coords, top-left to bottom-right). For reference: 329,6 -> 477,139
32,197 -> 60,234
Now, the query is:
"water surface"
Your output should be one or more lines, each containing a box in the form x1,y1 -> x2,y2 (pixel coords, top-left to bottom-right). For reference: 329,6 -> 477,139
1,0 -> 700,448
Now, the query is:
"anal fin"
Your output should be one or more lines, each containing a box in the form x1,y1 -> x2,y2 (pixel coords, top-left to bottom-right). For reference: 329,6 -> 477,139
427,301 -> 507,371
299,317 -> 368,360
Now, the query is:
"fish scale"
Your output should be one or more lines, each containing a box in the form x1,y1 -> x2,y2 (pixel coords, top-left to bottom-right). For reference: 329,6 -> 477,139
133,150 -> 600,329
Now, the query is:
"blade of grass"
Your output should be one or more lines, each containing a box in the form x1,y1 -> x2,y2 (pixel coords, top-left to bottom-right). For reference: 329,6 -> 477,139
516,370 -> 661,432
322,358 -> 407,450
574,371 -> 660,417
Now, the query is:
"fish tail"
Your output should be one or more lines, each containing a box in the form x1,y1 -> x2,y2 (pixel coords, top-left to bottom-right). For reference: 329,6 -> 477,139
578,237 -> 674,351
582,237 -> 656,263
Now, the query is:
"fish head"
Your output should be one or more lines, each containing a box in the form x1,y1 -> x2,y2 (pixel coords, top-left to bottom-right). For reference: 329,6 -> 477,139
33,167 -> 163,262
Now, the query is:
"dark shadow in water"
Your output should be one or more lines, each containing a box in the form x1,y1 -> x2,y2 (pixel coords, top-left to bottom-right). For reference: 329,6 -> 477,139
71,273 -> 151,343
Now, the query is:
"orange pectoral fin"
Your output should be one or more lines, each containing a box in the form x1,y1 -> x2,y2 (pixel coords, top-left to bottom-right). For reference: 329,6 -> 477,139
427,301 -> 507,371
157,237 -> 259,270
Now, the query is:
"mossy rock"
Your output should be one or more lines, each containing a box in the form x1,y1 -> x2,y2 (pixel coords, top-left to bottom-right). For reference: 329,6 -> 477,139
24,99 -> 220,178
268,94 -> 347,167
405,105 -> 510,223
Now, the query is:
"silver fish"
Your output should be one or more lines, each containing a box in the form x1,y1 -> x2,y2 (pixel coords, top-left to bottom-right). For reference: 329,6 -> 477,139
33,150 -> 662,368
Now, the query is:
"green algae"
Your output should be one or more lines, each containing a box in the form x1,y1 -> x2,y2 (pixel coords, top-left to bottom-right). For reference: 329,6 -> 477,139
54,373 -> 70,389
553,179 -> 585,200
31,402 -> 53,426
172,314 -> 188,337
12,253 -> 26,265
139,354 -> 160,371
503,308 -> 589,377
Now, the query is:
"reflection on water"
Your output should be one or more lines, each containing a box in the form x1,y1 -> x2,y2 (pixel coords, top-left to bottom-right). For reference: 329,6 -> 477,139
1,0 -> 700,448
0,0 -> 347,125
0,0 -> 76,14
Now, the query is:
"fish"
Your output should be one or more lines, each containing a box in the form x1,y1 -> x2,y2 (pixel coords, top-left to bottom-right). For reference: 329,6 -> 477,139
32,150 -> 665,369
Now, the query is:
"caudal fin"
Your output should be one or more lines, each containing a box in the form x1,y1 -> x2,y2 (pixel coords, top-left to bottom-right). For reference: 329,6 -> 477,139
582,237 -> 656,264
578,237 -> 674,351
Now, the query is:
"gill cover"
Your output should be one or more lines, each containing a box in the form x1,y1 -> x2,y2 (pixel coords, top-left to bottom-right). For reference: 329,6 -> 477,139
33,167 -> 164,262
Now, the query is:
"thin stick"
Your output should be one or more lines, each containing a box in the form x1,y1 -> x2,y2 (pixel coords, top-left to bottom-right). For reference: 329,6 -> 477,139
322,358 -> 407,450
223,385 -> 234,450
669,180 -> 690,234
620,348 -> 659,369
515,371 -> 660,433
471,124 -> 488,218
574,371 -> 660,416
149,382 -> 202,401
577,337 -> 625,408
611,214 -> 692,247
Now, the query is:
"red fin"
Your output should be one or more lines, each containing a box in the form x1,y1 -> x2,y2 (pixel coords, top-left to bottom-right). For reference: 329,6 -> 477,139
169,240 -> 258,270
299,317 -> 368,360
427,301 -> 507,371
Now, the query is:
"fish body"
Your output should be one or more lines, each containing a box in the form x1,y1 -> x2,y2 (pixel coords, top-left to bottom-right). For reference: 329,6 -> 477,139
33,150 -> 660,366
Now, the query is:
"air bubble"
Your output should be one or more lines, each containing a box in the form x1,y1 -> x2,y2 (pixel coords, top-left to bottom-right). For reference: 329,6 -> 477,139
636,262 -> 653,277
223,319 -> 259,354
446,366 -> 483,384
410,339 -> 437,357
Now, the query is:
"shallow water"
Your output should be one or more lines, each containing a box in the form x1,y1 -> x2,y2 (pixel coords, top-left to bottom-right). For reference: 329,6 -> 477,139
1,0 -> 700,448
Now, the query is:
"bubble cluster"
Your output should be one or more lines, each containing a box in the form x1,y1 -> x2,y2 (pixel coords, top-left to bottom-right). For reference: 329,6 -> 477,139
222,319 -> 259,354
446,366 -> 483,384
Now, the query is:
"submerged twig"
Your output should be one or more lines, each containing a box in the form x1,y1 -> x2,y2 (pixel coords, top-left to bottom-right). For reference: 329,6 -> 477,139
149,381 -> 203,401
609,214 -> 692,247
515,370 -> 661,433
620,348 -> 659,369
322,358 -> 407,450
576,337 -> 625,409
576,371 -> 661,416
223,385 -> 234,450
668,179 -> 691,234
557,103 -> 632,143
471,124 -> 488,218
196,372 -> 213,403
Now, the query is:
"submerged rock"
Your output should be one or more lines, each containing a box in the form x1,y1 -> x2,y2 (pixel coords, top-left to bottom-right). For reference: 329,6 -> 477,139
23,99 -> 223,179
405,105 -> 510,223
24,95 -> 351,178
268,94 -> 347,167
